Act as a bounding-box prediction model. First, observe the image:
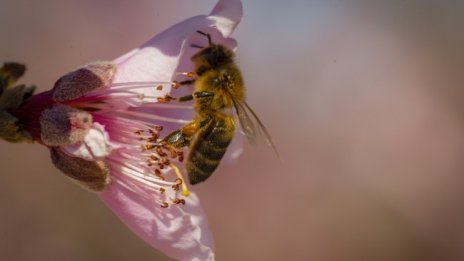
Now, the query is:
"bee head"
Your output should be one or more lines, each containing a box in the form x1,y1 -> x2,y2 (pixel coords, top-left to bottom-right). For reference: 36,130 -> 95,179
191,44 -> 235,75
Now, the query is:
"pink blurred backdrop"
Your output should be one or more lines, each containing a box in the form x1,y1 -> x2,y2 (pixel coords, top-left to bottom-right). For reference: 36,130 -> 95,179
2,1 -> 464,260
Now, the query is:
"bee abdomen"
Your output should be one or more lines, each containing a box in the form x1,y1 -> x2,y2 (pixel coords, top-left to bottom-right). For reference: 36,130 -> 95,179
187,117 -> 235,184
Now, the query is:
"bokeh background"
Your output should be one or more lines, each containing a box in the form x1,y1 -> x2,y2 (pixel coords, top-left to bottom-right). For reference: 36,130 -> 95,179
2,0 -> 464,260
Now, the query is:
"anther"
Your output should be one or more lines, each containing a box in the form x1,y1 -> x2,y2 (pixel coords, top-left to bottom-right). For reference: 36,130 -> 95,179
163,159 -> 171,166
175,71 -> 195,78
173,198 -> 186,205
170,150 -> 178,158
146,160 -> 153,167
155,147 -> 167,157
157,94 -> 175,103
161,201 -> 169,208
154,168 -> 165,180
142,144 -> 155,151
156,85 -> 163,91
172,81 -> 181,89
186,71 -> 195,78
157,97 -> 168,103
146,137 -> 156,143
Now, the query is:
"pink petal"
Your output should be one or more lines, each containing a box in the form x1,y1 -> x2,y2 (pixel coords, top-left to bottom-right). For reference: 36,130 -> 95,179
100,182 -> 214,261
209,0 -> 243,37
112,0 -> 243,83
61,122 -> 118,161
97,2 -> 244,259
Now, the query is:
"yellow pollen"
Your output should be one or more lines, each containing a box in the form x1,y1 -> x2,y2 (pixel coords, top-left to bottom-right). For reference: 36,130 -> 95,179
169,163 -> 190,197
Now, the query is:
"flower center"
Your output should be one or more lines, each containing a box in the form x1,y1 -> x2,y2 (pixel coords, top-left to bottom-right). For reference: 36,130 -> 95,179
64,81 -> 194,209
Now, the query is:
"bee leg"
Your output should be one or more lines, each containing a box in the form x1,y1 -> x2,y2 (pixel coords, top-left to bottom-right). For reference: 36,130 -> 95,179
163,129 -> 191,148
163,120 -> 202,148
175,91 -> 214,102
162,117 -> 212,148
172,79 -> 196,89
193,91 -> 214,99
178,79 -> 196,86
177,94 -> 194,102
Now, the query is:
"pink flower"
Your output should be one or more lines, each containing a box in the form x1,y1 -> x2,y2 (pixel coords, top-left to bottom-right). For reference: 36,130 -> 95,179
4,0 -> 243,260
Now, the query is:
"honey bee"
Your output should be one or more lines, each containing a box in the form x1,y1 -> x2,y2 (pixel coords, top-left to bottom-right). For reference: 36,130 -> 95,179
163,31 -> 278,185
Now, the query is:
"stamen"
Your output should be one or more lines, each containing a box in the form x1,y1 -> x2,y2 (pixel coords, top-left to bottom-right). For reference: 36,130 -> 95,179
140,103 -> 193,110
161,201 -> 169,208
172,198 -> 186,205
95,81 -> 171,93
110,109 -> 190,124
157,94 -> 176,103
169,163 -> 190,197
175,71 -> 195,78
177,151 -> 184,162
172,81 -> 181,89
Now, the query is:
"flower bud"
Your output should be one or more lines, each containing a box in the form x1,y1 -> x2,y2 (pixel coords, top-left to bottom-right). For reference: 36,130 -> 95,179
50,147 -> 110,191
52,62 -> 116,102
40,104 -> 93,146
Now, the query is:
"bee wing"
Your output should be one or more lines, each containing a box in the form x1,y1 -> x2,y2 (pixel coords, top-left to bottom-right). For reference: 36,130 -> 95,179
231,97 -> 280,159
231,97 -> 258,144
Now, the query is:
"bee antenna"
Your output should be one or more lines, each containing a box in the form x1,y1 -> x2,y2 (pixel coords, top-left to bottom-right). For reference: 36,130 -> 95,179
196,30 -> 212,46
190,44 -> 204,49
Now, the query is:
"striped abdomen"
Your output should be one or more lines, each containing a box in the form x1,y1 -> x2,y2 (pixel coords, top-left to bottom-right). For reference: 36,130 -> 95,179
186,116 -> 235,184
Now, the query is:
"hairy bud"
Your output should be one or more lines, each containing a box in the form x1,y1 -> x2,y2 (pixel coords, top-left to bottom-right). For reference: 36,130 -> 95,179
52,62 -> 116,102
40,104 -> 93,146
50,147 -> 110,191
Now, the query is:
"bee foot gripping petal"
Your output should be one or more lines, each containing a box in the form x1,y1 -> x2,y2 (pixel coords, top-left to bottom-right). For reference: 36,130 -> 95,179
40,104 -> 93,146
52,62 -> 116,102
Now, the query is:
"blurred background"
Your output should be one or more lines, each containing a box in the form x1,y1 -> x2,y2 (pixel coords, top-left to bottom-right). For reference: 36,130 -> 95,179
2,0 -> 464,260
